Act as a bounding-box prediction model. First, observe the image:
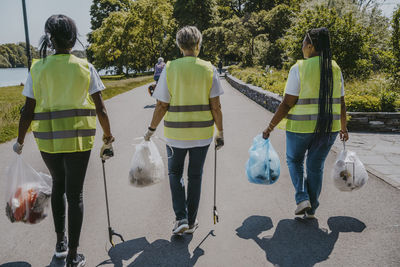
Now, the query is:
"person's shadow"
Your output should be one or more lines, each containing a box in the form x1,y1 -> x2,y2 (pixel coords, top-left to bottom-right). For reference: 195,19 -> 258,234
97,234 -> 205,267
236,215 -> 366,267
0,263 -> 31,267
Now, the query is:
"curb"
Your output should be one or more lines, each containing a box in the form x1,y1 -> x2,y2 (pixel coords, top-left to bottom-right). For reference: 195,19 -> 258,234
225,73 -> 400,190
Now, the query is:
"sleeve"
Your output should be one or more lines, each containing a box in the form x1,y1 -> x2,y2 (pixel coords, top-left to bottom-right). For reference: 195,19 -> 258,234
152,68 -> 170,103
22,72 -> 35,99
284,64 -> 300,96
341,72 -> 345,97
88,64 -> 106,95
210,67 -> 224,98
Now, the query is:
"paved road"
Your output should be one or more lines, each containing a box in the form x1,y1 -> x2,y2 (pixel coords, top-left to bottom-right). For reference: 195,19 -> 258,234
0,78 -> 399,267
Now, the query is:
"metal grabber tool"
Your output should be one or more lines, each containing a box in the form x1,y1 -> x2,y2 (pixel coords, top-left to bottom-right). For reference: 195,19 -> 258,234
101,159 -> 124,247
213,144 -> 219,224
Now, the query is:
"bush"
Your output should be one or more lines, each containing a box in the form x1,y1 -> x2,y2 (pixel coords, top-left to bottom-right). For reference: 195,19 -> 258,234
345,95 -> 380,112
380,90 -> 398,112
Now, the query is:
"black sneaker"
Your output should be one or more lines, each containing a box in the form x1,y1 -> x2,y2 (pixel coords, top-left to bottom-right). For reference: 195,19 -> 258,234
66,253 -> 86,267
172,219 -> 189,235
54,236 -> 68,258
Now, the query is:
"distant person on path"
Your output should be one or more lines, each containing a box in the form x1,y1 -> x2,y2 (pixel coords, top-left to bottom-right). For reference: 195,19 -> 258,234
218,60 -> 223,75
13,15 -> 114,267
154,57 -> 166,83
144,26 -> 224,235
262,27 -> 348,219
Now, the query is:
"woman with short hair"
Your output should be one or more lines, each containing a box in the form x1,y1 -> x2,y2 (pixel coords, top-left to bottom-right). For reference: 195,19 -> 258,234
144,26 -> 224,234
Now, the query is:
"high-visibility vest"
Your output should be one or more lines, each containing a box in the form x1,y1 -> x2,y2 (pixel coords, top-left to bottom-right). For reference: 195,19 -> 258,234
30,54 -> 96,153
283,56 -> 342,133
164,57 -> 214,140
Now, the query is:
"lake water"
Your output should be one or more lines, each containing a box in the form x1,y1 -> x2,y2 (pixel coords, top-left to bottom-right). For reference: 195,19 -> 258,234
0,68 -> 29,87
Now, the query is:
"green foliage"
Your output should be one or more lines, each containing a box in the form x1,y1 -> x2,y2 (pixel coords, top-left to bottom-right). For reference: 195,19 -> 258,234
345,95 -> 380,112
0,43 -> 39,68
391,6 -> 400,91
284,5 -> 372,79
380,90 -> 398,112
174,0 -> 216,31
89,0 -> 176,74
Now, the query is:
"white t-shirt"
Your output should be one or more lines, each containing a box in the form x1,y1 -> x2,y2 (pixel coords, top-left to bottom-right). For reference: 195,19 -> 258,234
152,67 -> 224,149
284,64 -> 345,96
22,63 -> 105,99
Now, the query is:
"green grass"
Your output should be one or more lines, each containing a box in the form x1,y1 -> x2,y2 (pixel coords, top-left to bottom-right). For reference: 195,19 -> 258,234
229,66 -> 400,112
0,75 -> 153,144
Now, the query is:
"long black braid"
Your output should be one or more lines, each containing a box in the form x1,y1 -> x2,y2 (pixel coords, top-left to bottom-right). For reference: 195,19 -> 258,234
39,15 -> 79,58
305,27 -> 334,138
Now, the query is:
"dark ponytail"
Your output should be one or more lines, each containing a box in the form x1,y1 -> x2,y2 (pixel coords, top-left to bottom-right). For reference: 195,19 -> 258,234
39,15 -> 78,58
305,27 -> 334,138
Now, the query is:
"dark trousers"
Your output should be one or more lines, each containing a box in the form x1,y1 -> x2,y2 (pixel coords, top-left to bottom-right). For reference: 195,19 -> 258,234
41,150 -> 91,248
166,145 -> 210,225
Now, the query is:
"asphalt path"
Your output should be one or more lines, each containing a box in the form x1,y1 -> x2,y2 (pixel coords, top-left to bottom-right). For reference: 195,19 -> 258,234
0,78 -> 399,267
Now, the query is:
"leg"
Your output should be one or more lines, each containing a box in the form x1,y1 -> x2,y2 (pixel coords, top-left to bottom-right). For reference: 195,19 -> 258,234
64,150 -> 91,254
286,131 -> 313,204
306,132 -> 338,214
41,152 -> 66,242
167,145 -> 188,221
187,145 -> 210,225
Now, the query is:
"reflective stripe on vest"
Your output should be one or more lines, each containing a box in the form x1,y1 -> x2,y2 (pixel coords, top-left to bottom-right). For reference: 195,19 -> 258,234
30,54 -> 96,153
283,57 -> 342,133
164,57 -> 214,140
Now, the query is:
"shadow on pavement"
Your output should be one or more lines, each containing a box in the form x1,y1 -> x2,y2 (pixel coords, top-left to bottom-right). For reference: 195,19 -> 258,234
46,255 -> 65,267
97,234 -> 206,266
144,104 -> 156,109
236,215 -> 366,267
0,262 -> 31,267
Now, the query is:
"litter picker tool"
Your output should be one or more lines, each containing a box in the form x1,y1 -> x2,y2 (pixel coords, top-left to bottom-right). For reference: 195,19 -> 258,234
101,159 -> 124,247
213,144 -> 220,224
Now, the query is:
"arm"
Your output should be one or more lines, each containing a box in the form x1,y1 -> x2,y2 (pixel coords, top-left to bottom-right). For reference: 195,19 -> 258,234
150,100 -> 169,129
91,92 -> 112,139
17,97 -> 36,144
210,96 -> 223,132
262,94 -> 298,139
340,96 -> 349,141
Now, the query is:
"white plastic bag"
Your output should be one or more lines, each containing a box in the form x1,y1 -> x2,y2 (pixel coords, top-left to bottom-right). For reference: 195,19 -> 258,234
129,140 -> 165,187
332,142 -> 368,191
5,155 -> 52,224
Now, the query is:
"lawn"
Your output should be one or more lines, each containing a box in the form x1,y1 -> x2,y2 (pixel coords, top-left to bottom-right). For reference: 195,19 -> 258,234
0,75 -> 153,144
229,66 -> 400,112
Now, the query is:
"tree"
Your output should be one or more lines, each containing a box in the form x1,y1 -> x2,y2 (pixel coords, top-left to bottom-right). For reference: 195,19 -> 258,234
173,0 -> 217,31
391,5 -> 400,91
283,5 -> 373,78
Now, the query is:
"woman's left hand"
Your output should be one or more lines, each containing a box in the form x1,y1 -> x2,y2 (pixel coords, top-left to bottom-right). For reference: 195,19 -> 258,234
262,127 -> 272,139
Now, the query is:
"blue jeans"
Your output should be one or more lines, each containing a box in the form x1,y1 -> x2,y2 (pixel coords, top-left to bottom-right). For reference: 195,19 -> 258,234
286,131 -> 338,214
166,145 -> 210,224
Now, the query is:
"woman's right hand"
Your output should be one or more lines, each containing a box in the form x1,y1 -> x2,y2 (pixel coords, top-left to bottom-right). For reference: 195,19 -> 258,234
340,129 -> 349,141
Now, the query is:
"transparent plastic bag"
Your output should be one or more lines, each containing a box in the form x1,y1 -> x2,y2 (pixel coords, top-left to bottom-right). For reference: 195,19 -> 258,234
129,139 -> 165,187
246,134 -> 280,185
332,142 -> 368,191
5,155 -> 52,224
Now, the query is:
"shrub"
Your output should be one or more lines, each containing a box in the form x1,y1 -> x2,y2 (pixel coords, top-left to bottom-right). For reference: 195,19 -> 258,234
380,90 -> 398,112
345,95 -> 380,112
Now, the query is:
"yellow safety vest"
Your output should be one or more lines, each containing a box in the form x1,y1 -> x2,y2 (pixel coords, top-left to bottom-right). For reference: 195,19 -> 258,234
30,54 -> 96,153
283,56 -> 342,133
164,57 -> 214,140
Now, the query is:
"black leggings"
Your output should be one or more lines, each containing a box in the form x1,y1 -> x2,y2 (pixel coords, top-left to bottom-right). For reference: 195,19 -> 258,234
41,150 -> 91,249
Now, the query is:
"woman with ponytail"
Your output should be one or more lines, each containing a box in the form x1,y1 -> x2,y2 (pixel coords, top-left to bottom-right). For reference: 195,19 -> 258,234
262,27 -> 348,219
14,15 -> 114,266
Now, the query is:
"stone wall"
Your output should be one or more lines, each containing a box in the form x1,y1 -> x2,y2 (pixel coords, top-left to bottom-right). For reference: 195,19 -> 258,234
225,73 -> 400,133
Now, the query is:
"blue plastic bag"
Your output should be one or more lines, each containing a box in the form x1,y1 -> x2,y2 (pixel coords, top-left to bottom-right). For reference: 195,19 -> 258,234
246,134 -> 280,185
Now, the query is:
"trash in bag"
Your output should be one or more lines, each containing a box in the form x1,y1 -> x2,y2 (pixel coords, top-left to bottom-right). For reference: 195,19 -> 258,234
246,134 -> 280,185
332,142 -> 368,191
129,139 -> 165,187
5,155 -> 52,224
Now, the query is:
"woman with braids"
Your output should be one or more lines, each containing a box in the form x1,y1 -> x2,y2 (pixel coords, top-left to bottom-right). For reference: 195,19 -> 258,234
262,27 -> 348,219
13,15 -> 114,266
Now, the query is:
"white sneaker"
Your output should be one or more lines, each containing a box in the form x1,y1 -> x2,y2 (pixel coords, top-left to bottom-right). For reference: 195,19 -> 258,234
184,220 -> 199,234
295,200 -> 311,215
172,219 -> 189,235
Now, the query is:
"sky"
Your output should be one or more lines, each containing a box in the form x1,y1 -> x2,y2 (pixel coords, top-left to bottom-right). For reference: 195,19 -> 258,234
0,0 -> 399,48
